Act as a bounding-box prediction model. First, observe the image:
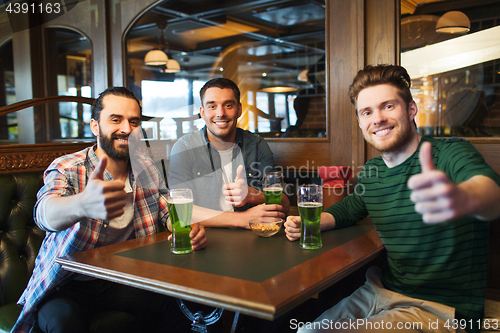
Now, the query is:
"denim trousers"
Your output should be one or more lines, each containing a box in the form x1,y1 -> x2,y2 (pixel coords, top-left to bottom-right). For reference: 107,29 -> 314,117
36,277 -> 191,333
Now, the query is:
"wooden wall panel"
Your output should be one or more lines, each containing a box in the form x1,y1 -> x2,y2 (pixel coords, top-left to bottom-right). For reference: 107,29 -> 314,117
0,142 -> 94,174
470,139 -> 500,175
267,139 -> 330,170
112,0 -> 160,87
364,0 -> 399,162
327,0 -> 366,180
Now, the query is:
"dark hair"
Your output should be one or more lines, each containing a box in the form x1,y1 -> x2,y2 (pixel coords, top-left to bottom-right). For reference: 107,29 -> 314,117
348,65 -> 412,114
199,78 -> 240,104
91,87 -> 142,121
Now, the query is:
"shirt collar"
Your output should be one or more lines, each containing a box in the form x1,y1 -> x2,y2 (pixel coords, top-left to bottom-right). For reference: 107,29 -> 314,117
86,145 -> 134,183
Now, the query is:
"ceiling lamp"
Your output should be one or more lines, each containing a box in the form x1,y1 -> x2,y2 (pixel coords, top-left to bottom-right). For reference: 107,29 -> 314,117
436,11 -> 470,34
260,85 -> 298,93
144,49 -> 168,66
259,72 -> 298,93
164,59 -> 181,73
258,43 -> 298,93
145,23 -> 170,66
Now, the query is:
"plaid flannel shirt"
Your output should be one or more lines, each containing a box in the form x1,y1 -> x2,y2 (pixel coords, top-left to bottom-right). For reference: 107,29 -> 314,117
12,145 -> 168,332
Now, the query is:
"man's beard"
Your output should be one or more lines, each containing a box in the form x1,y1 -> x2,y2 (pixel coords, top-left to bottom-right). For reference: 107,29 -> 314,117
365,118 -> 414,154
99,130 -> 130,161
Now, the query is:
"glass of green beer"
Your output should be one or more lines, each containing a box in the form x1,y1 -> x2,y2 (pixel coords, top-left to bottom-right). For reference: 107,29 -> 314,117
167,188 -> 194,254
263,172 -> 284,205
298,184 -> 323,249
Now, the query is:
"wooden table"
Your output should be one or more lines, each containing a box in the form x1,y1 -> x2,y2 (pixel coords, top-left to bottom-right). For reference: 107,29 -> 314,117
56,218 -> 383,321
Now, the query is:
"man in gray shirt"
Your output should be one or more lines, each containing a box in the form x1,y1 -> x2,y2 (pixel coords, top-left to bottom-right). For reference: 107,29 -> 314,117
168,78 -> 289,228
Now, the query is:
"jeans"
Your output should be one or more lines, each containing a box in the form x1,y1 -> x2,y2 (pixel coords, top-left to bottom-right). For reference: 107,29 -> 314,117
297,267 -> 464,333
36,278 -> 191,333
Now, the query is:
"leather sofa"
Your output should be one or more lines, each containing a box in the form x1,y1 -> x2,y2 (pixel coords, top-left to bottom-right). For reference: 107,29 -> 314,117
0,170 -> 146,333
0,172 -> 45,333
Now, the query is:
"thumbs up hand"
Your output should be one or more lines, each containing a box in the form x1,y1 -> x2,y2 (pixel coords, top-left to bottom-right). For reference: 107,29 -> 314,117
223,164 -> 249,207
418,141 -> 436,174
81,156 -> 127,220
408,142 -> 467,224
89,155 -> 108,181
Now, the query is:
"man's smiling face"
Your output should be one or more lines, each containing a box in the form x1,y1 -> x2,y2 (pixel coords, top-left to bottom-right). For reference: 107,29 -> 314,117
356,84 -> 416,154
200,87 -> 242,144
91,94 -> 141,161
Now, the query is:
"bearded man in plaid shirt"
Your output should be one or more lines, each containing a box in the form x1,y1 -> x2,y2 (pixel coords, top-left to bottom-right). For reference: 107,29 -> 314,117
12,87 -> 207,333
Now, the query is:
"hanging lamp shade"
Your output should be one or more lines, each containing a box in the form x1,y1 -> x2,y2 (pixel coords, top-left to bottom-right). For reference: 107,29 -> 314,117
259,72 -> 298,93
164,59 -> 181,73
144,49 -> 168,66
436,11 -> 470,34
260,86 -> 298,93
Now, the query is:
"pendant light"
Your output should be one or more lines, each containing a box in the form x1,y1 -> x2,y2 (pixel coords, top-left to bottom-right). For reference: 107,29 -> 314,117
258,43 -> 298,93
436,11 -> 470,34
145,23 -> 168,66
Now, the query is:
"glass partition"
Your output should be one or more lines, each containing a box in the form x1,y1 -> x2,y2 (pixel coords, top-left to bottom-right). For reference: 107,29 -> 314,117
401,0 -> 500,137
126,0 -> 326,140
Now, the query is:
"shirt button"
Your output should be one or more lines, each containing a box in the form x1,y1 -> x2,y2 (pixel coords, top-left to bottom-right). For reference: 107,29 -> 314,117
104,224 -> 108,228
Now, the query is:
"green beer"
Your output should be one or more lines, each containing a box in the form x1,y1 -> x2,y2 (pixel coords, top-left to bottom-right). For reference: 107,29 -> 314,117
167,198 -> 194,254
298,202 -> 323,249
263,186 -> 283,205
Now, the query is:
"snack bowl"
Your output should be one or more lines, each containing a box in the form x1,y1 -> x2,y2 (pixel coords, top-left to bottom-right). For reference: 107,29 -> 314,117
249,217 -> 284,237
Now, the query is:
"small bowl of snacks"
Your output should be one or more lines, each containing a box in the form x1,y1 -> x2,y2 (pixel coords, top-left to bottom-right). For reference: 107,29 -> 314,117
249,217 -> 284,237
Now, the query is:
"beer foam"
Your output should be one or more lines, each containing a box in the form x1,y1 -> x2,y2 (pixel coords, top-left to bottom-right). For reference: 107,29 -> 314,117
263,186 -> 283,191
298,202 -> 322,207
168,198 -> 193,204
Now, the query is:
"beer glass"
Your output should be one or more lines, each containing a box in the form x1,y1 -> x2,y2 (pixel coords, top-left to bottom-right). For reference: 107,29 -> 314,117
298,184 -> 323,249
167,188 -> 194,254
262,172 -> 284,205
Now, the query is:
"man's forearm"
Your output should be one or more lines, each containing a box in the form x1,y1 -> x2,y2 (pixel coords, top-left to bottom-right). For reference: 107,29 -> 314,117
246,187 -> 265,206
39,195 -> 86,231
320,212 -> 336,231
460,175 -> 500,221
192,205 -> 248,228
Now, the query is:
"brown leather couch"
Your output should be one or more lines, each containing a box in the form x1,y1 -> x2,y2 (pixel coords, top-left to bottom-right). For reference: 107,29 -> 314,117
0,172 -> 45,333
0,172 -> 135,333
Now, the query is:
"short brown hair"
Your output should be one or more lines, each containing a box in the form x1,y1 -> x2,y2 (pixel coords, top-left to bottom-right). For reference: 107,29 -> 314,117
348,65 -> 412,114
200,78 -> 240,105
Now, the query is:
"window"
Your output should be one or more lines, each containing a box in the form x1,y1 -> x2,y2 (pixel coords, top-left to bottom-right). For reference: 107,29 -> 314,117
125,0 -> 325,139
401,0 -> 500,137
141,79 -> 205,140
45,28 -> 93,141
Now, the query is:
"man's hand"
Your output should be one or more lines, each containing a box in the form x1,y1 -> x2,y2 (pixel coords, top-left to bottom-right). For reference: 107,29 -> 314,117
408,142 -> 469,224
190,223 -> 207,250
168,223 -> 207,251
80,156 -> 127,220
223,165 -> 249,207
284,216 -> 301,241
237,203 -> 286,229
